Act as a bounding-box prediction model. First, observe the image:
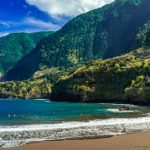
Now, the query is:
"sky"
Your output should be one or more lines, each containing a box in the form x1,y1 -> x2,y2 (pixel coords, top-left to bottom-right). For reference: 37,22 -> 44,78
0,0 -> 114,37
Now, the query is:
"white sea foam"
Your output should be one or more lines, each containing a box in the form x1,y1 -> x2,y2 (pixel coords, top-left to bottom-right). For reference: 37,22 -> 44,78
1,116 -> 150,148
34,99 -> 50,101
107,109 -> 139,113
100,103 -> 138,107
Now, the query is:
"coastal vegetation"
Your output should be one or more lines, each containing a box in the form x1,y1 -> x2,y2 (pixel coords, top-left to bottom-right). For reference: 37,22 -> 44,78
0,78 -> 51,99
52,49 -> 150,104
0,67 -> 62,99
0,48 -> 150,104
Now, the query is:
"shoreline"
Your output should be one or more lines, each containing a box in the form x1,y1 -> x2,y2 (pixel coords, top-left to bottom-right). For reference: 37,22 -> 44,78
1,131 -> 150,150
0,100 -> 149,149
0,98 -> 149,106
1,116 -> 150,148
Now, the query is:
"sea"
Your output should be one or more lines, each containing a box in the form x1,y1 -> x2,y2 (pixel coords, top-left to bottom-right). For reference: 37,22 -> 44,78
0,99 -> 150,148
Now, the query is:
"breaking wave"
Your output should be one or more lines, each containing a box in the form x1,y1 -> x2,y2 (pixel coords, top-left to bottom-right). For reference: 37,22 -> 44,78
1,116 -> 150,148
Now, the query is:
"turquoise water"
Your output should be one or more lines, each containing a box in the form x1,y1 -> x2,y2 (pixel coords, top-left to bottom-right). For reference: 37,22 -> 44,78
0,99 -> 148,125
0,99 -> 150,148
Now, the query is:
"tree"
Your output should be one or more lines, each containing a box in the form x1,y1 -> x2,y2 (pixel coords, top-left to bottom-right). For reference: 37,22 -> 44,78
137,21 -> 150,49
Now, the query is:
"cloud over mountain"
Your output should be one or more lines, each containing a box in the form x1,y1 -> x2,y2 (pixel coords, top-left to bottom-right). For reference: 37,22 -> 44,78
0,17 -> 60,37
26,0 -> 114,18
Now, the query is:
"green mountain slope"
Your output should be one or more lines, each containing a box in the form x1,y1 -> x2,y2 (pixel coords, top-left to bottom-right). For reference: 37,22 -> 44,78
51,49 -> 150,104
51,22 -> 150,103
1,49 -> 150,104
51,19 -> 150,104
5,0 -> 150,81
1,27 -> 150,102
0,31 -> 53,75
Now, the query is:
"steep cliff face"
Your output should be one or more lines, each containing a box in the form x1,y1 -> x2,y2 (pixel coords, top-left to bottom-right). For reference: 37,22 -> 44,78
5,0 -> 150,81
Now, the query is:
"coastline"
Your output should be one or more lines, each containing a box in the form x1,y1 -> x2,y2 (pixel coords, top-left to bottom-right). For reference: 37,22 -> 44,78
1,116 -> 150,148
1,131 -> 150,150
0,100 -> 149,149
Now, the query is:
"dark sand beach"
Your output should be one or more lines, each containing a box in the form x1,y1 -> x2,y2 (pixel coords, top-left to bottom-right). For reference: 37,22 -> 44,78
2,132 -> 150,150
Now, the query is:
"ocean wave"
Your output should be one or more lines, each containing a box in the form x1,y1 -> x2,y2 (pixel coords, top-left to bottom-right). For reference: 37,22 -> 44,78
99,102 -> 138,107
34,99 -> 50,101
1,116 -> 150,148
107,109 -> 139,113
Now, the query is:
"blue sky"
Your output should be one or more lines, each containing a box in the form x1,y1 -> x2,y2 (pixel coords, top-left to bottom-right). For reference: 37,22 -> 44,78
0,0 -> 64,36
0,0 -> 114,37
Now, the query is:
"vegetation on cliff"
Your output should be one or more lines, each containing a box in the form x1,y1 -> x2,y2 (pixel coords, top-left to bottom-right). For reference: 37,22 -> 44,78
1,49 -> 150,103
125,75 -> 150,103
0,79 -> 51,99
137,20 -> 150,49
0,68 -> 62,99
50,19 -> 150,104
5,0 -> 150,81
51,49 -> 150,104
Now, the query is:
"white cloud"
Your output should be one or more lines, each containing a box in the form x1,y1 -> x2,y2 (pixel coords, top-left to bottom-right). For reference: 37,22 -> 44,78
0,22 -> 10,27
26,0 -> 115,18
0,17 -> 61,37
0,17 -> 61,31
0,32 -> 10,37
24,17 -> 61,31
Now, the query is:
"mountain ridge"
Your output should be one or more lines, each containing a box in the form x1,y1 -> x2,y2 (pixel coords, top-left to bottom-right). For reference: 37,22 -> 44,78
0,31 -> 53,76
5,0 -> 150,81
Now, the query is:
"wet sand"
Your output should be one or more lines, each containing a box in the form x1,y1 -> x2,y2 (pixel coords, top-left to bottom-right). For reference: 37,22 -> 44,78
1,131 -> 150,150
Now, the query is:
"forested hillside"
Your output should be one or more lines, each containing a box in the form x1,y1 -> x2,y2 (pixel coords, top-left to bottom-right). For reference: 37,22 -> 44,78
1,49 -> 150,104
52,23 -> 150,104
5,0 -> 150,81
0,31 -> 53,75
52,49 -> 150,104
1,21 -> 150,103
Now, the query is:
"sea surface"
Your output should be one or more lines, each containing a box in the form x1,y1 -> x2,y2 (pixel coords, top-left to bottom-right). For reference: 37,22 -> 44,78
0,99 -> 150,148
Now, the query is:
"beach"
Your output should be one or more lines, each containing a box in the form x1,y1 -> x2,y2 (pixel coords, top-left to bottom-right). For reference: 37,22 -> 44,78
1,131 -> 150,150
0,100 -> 150,148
